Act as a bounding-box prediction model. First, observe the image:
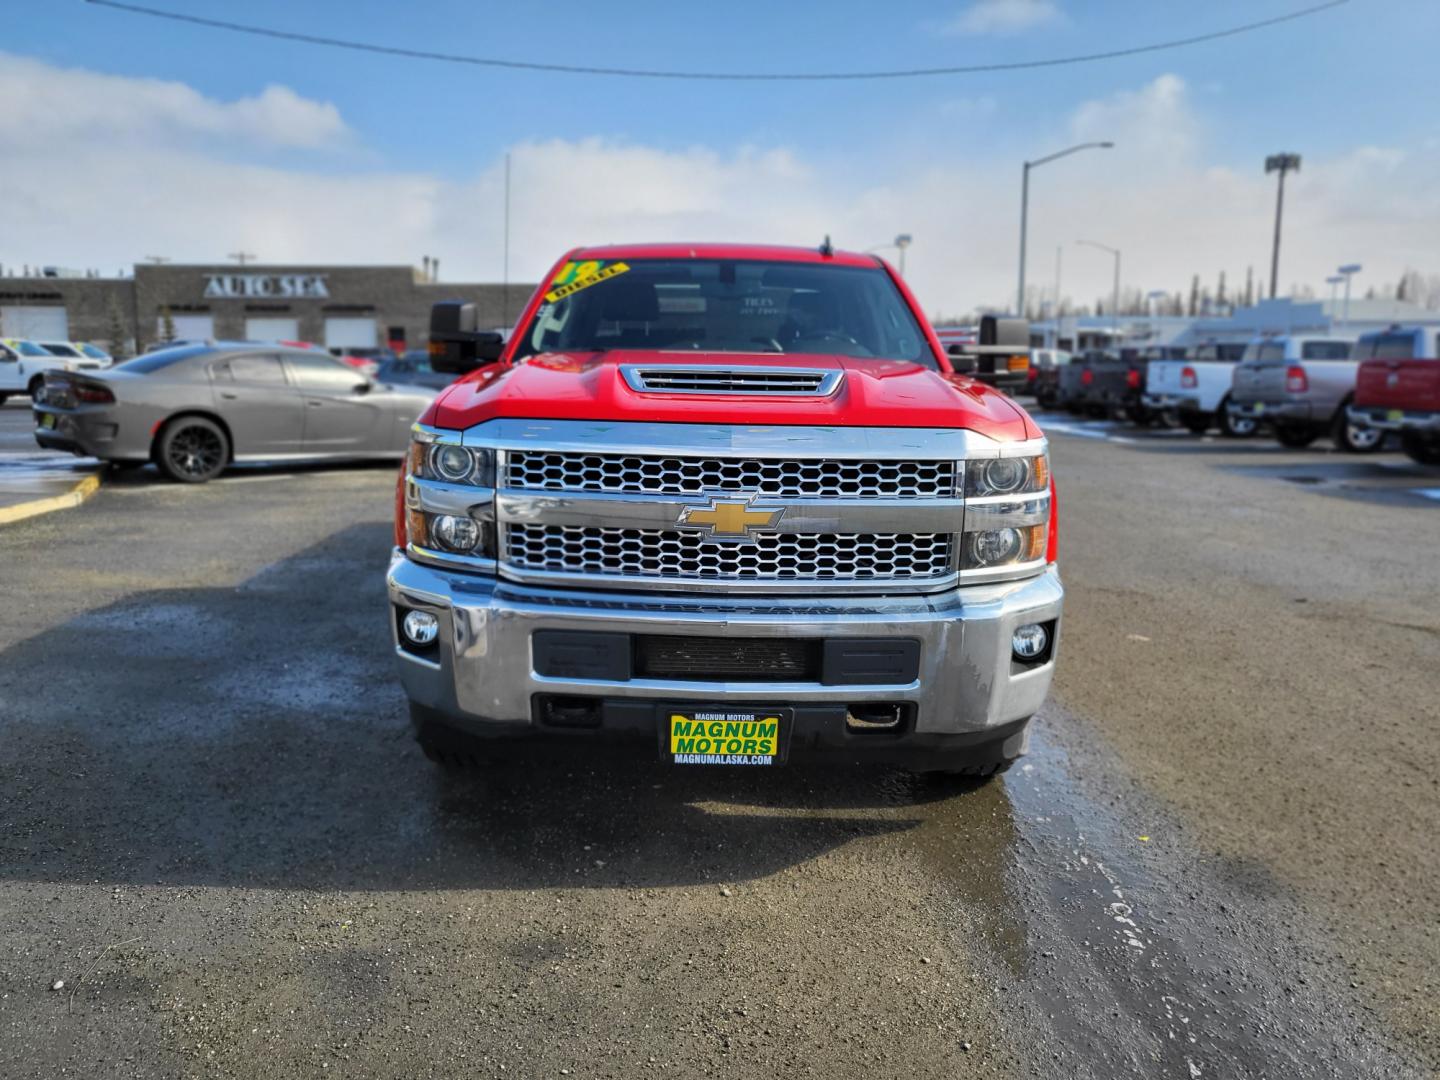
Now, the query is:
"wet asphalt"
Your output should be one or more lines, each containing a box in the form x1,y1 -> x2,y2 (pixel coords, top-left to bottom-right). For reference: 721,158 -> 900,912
0,404 -> 1435,1078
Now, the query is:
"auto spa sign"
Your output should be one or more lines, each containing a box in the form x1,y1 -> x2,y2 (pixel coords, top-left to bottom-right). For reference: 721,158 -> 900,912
202,273 -> 330,300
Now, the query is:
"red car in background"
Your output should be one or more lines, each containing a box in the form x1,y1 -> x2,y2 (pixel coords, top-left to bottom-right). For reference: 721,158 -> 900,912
1348,326 -> 1440,465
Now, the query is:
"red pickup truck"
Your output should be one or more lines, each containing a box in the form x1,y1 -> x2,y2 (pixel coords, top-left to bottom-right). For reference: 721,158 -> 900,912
1348,326 -> 1440,465
387,243 -> 1061,776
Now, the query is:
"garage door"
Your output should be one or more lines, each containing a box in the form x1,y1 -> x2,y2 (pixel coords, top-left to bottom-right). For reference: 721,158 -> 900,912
324,317 -> 378,350
1,306 -> 68,340
245,317 -> 299,343
158,315 -> 215,341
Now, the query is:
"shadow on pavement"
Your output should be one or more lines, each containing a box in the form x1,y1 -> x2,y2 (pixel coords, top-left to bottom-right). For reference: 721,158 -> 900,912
0,521 -> 1016,894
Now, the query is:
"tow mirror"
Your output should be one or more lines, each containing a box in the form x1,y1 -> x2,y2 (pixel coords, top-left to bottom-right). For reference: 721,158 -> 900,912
978,315 -> 1030,350
429,301 -> 506,374
946,344 -> 977,374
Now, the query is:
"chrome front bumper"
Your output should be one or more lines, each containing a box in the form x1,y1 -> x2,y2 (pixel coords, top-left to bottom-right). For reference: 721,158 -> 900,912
1348,405 -> 1440,433
1228,398 -> 1312,422
387,553 -> 1062,739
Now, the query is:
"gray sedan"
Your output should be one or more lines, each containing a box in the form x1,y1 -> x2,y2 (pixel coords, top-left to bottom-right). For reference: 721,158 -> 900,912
34,343 -> 438,482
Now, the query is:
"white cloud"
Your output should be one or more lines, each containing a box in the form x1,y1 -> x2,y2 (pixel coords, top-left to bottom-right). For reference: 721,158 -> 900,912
2,56 -> 1438,320
941,0 -> 1064,36
0,51 -> 349,150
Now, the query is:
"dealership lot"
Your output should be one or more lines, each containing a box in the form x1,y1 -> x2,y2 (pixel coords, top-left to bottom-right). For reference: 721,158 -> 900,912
0,421 -> 1434,1078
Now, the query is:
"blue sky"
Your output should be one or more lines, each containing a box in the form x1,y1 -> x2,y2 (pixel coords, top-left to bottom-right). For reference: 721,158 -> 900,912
5,0 -> 1440,314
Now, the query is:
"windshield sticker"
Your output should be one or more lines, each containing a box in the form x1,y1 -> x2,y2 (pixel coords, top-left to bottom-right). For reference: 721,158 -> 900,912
544,260 -> 630,303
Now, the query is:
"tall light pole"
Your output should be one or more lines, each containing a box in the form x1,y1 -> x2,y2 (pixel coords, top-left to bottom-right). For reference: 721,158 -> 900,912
1326,274 -> 1344,322
1077,239 -> 1121,338
1265,153 -> 1301,300
1146,289 -> 1168,319
1018,141 -> 1114,316
867,234 -> 915,277
893,234 -> 913,277
1337,263 -> 1361,329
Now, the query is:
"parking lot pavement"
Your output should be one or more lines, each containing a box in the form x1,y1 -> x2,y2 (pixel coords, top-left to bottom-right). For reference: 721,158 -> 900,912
0,438 -> 1435,1078
0,401 -> 102,522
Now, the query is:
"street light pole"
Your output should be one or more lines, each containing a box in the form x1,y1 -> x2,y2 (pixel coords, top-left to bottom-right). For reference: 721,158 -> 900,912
1077,239 -> 1121,338
1326,274 -> 1343,324
866,234 -> 914,277
1017,141 -> 1114,316
1265,153 -> 1301,299
1337,263 -> 1362,330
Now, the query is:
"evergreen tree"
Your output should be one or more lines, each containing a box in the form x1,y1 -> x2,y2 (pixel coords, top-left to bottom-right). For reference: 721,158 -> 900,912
1217,271 -> 1228,312
1188,275 -> 1200,317
106,297 -> 128,359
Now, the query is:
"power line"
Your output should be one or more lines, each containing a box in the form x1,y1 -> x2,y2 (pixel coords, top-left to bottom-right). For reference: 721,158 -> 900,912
84,0 -> 1352,82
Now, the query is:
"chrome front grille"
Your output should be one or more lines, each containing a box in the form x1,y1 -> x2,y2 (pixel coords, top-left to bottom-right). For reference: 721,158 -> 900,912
620,364 -> 842,396
506,452 -> 956,499
506,525 -> 953,584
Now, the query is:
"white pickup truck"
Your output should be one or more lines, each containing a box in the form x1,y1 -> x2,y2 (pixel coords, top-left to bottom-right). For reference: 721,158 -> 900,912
0,338 -> 107,405
1142,342 -> 1254,435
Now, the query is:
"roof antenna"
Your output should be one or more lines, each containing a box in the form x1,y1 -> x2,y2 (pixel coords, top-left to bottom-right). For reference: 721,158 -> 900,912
819,234 -> 834,257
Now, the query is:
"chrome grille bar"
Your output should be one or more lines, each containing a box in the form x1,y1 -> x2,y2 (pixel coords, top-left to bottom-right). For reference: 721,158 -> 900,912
506,451 -> 956,499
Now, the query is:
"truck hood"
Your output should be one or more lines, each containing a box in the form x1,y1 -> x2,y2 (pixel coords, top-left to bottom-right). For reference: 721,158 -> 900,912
428,351 -> 1034,441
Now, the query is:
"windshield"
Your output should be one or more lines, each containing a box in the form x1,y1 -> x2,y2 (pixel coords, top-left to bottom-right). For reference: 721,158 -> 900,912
40,343 -> 81,357
513,258 -> 935,368
77,343 -> 108,358
8,340 -> 51,357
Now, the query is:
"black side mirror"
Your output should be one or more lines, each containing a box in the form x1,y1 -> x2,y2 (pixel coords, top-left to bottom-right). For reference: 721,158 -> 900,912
429,300 -> 506,374
946,344 -> 977,374
978,315 -> 1030,349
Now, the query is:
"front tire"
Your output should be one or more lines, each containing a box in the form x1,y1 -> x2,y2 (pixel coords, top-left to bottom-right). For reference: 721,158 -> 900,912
155,416 -> 228,483
1332,408 -> 1384,453
919,722 -> 1030,781
27,376 -> 45,403
1401,432 -> 1440,465
1218,396 -> 1257,438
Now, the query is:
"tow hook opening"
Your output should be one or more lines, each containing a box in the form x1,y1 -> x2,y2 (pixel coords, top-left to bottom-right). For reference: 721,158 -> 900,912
536,694 -> 602,729
845,703 -> 904,733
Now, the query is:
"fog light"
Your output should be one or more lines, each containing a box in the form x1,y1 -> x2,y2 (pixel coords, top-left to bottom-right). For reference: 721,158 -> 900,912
431,514 -> 480,552
402,609 -> 439,646
1012,623 -> 1048,660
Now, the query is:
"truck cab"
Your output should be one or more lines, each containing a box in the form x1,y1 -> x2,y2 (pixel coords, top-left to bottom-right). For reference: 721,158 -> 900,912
1227,333 -> 1379,452
388,243 -> 1061,777
1348,326 -> 1440,465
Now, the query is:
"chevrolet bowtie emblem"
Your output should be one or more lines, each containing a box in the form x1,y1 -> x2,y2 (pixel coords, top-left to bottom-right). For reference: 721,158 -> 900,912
677,499 -> 785,541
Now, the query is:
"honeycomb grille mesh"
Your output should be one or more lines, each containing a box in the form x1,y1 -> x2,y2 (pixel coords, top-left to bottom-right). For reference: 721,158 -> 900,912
505,452 -> 955,499
505,526 -> 953,582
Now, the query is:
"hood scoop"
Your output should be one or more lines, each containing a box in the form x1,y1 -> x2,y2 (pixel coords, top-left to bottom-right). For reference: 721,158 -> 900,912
620,364 -> 844,397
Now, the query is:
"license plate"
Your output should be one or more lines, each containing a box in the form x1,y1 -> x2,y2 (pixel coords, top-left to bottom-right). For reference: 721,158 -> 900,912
39,413 -> 55,429
664,707 -> 789,766
1387,409 -> 1404,422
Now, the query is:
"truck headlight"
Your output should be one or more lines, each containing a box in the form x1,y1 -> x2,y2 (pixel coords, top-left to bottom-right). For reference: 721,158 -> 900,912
409,441 -> 495,486
961,452 -> 1051,574
405,429 -> 497,563
965,454 -> 1048,497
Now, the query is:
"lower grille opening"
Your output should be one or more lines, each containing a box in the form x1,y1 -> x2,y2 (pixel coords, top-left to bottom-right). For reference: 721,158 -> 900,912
536,695 -> 602,729
845,703 -> 905,733
636,635 -> 819,681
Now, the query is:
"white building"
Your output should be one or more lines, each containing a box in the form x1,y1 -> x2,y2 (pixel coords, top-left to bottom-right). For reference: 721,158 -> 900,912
1030,298 -> 1440,353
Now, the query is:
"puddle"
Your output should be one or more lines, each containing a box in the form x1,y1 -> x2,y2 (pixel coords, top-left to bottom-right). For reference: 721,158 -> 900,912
905,717 -> 1425,1078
